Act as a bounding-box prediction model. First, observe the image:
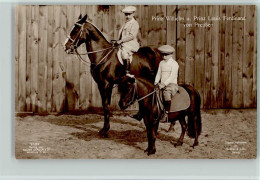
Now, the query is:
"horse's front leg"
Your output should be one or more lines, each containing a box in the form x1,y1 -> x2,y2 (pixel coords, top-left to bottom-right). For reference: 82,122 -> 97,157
143,115 -> 157,155
98,83 -> 113,138
167,121 -> 176,132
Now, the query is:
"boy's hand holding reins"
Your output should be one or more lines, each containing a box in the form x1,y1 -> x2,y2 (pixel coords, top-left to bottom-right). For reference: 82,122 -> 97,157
155,83 -> 166,90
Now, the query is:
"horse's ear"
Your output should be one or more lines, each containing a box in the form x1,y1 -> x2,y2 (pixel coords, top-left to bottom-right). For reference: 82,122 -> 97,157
78,14 -> 82,20
81,14 -> 88,22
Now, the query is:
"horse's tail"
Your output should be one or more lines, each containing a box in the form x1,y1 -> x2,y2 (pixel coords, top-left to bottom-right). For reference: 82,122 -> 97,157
187,106 -> 202,138
182,84 -> 202,138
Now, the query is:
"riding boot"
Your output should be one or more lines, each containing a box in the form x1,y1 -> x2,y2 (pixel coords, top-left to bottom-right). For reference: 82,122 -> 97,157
160,101 -> 171,123
124,59 -> 134,78
129,111 -> 142,121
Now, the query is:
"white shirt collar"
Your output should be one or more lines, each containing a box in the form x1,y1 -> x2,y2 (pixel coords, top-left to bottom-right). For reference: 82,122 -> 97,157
163,57 -> 174,63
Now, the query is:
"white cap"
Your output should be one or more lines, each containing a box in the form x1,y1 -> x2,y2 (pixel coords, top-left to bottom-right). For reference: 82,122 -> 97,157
122,6 -> 136,14
158,45 -> 175,54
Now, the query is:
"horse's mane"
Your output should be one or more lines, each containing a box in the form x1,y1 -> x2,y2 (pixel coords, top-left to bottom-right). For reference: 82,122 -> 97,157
136,77 -> 154,91
86,20 -> 111,44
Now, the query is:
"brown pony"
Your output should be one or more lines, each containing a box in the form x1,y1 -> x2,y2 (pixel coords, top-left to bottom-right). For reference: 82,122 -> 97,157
118,75 -> 202,155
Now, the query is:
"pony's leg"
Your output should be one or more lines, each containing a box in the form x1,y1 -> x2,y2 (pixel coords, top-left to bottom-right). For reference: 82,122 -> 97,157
192,115 -> 199,148
143,115 -> 156,155
167,121 -> 176,132
143,116 -> 151,152
98,84 -> 113,137
155,119 -> 160,135
174,116 -> 187,147
149,119 -> 158,155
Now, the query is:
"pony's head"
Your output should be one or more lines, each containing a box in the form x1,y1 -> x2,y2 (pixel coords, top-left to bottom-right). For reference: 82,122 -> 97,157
118,75 -> 137,110
63,14 -> 88,54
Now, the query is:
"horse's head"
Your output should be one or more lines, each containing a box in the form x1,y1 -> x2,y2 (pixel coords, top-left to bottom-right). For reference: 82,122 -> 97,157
118,75 -> 137,110
63,14 -> 89,54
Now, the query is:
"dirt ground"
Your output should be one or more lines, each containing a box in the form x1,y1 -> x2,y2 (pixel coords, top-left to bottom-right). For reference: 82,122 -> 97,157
15,109 -> 257,159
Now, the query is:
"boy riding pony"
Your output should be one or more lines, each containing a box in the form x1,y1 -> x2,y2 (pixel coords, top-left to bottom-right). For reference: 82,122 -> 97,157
154,45 -> 179,123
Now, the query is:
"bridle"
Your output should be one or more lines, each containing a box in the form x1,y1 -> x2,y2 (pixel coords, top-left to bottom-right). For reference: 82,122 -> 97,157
65,21 -> 118,67
66,22 -> 83,53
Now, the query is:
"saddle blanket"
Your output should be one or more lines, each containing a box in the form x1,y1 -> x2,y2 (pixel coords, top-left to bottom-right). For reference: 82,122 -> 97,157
169,86 -> 190,113
117,48 -> 133,65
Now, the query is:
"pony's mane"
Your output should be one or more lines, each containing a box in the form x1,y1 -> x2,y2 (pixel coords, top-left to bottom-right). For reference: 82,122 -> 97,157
86,20 -> 111,44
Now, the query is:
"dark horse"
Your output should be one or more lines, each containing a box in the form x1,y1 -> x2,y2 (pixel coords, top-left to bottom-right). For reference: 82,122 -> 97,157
118,75 -> 202,155
63,14 -> 162,139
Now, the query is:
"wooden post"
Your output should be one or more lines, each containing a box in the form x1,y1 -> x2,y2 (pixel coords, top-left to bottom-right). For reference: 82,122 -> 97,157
185,5 -> 195,86
211,6 -> 219,109
157,5 -> 167,46
38,5 -> 48,112
231,5 -> 243,108
218,5 -> 226,108
25,5 -> 32,112
224,5 -> 233,108
141,5 -> 149,47
108,5 -> 115,40
194,5 -> 205,108
243,5 -> 255,107
18,6 -> 27,112
52,5 -> 65,112
204,5 -> 212,108
148,5 -> 157,46
59,5 -> 67,112
47,6 -> 53,112
30,5 -> 39,112
177,5 -> 186,85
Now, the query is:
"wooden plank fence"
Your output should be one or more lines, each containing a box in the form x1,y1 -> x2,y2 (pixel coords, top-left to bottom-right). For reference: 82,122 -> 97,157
15,5 -> 257,113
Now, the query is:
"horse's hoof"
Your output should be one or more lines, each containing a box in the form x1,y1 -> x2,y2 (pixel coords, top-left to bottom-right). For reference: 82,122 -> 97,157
99,128 -> 108,138
191,142 -> 199,148
144,148 -> 156,155
147,149 -> 156,156
173,141 -> 183,147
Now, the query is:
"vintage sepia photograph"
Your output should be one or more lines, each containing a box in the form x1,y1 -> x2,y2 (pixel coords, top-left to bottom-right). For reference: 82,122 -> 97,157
15,5 -> 257,159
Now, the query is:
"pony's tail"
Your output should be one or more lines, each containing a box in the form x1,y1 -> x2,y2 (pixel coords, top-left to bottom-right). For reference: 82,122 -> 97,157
187,92 -> 202,138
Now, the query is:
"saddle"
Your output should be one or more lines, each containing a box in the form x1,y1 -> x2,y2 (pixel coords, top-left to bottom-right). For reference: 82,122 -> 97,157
156,86 -> 191,113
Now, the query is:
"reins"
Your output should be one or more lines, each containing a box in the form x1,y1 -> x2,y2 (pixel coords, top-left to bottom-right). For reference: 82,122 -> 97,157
126,83 -> 163,121
75,46 -> 116,67
136,89 -> 158,102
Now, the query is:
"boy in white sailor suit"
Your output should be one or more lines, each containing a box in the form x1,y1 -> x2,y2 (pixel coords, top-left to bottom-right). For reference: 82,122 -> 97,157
117,6 -> 140,78
154,45 -> 179,123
